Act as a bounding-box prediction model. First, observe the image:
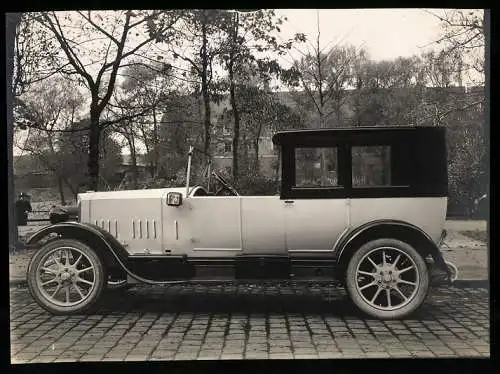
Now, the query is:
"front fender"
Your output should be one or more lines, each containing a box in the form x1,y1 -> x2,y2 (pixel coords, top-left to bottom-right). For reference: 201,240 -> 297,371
24,221 -> 185,285
334,219 -> 450,276
25,221 -> 129,265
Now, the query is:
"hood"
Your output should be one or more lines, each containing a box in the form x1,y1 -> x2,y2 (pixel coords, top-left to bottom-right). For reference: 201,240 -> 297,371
78,187 -> 196,202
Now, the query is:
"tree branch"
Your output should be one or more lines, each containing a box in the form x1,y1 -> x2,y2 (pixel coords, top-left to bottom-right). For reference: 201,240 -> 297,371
77,11 -> 120,45
100,107 -> 154,129
41,13 -> 95,89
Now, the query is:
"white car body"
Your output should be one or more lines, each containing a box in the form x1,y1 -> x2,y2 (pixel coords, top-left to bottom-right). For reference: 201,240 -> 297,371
26,126 -> 453,318
79,191 -> 447,257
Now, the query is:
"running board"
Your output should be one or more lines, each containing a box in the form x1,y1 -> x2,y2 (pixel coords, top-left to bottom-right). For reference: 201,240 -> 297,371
124,255 -> 338,282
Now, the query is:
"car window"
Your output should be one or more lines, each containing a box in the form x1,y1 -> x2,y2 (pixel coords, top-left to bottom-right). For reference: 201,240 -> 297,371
352,146 -> 391,187
295,147 -> 339,187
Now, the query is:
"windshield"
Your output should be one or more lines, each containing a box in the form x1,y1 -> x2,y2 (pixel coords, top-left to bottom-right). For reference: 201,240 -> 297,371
183,146 -> 282,196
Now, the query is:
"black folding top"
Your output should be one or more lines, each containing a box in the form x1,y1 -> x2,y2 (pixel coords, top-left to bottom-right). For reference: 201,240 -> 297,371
272,126 -> 442,146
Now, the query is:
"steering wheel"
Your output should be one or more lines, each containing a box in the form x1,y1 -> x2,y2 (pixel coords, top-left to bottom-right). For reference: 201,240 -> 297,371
212,170 -> 240,196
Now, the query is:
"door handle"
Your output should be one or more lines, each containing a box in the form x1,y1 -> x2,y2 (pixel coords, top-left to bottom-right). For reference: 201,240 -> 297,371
284,200 -> 294,204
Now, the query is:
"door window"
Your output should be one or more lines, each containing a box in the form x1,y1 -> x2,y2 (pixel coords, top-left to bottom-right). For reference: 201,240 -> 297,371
295,147 -> 340,188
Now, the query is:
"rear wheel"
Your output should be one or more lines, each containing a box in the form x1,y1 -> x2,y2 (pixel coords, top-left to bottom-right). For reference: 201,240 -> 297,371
345,238 -> 430,319
27,239 -> 106,315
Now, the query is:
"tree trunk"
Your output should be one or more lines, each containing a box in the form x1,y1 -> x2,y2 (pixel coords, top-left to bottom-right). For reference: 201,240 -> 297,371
7,12 -> 22,250
229,13 -> 240,182
230,81 -> 240,181
126,134 -> 138,189
253,140 -> 260,172
131,146 -> 138,190
335,104 -> 342,127
152,108 -> 158,178
274,149 -> 281,187
319,114 -> 329,186
57,175 -> 66,205
61,176 -> 78,202
87,113 -> 101,191
201,18 -> 211,161
241,131 -> 249,174
202,82 -> 211,158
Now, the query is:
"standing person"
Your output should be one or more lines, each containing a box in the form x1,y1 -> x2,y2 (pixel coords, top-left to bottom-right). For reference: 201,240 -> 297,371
15,192 -> 32,227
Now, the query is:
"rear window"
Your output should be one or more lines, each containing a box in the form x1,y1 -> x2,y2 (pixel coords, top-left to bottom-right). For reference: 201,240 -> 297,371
351,146 -> 392,187
351,144 -> 412,188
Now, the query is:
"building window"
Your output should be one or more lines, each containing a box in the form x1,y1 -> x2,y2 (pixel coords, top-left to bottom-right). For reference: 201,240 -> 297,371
224,141 -> 232,153
351,146 -> 391,187
294,147 -> 339,187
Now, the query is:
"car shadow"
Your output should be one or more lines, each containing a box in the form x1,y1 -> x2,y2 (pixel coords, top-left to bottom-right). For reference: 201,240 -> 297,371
91,283 -> 445,320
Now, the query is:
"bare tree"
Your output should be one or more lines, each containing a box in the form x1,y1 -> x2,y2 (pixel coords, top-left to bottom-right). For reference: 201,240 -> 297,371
33,10 -> 181,190
238,86 -> 303,172
425,9 -> 485,85
290,14 -> 362,183
162,10 -> 226,161
118,62 -> 175,178
13,13 -> 62,97
291,12 -> 360,129
218,9 -> 302,182
14,77 -> 86,203
222,11 -> 242,180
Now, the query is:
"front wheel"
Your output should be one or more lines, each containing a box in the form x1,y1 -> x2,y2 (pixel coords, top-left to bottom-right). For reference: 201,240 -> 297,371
27,239 -> 107,315
345,238 -> 430,319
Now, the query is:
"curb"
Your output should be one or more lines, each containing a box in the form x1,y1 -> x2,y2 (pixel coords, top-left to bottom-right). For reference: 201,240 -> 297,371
452,279 -> 490,289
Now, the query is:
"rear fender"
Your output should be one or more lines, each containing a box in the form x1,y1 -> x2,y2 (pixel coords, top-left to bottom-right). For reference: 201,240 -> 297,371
334,220 -> 450,277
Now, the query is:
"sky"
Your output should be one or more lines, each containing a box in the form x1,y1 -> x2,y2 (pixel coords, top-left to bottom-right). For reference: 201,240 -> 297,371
274,9 -> 444,63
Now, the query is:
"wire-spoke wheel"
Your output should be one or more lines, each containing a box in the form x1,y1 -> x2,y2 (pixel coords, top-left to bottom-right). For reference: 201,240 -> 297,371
27,239 -> 106,315
345,238 -> 430,319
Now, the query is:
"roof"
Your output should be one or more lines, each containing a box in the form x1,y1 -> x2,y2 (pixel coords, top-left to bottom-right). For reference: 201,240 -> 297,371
271,125 -> 443,145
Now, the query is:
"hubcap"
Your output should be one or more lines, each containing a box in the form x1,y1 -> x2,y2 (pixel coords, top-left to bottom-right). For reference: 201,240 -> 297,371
355,246 -> 420,311
35,246 -> 97,307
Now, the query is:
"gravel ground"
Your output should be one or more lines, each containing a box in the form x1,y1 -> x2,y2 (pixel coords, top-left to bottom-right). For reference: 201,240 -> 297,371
460,230 -> 488,243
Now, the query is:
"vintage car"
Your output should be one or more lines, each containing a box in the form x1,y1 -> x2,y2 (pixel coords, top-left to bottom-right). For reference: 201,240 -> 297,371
25,126 -> 454,319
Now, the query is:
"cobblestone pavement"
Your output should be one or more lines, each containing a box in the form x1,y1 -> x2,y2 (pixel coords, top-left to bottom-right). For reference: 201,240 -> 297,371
10,283 -> 490,363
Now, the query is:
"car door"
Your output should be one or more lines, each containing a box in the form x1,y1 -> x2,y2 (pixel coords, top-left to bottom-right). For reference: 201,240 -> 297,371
163,195 -> 242,257
240,196 -> 286,254
284,146 -> 349,252
285,199 -> 348,252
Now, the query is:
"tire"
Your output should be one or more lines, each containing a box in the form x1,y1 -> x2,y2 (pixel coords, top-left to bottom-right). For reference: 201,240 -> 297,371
345,238 -> 430,320
27,238 -> 107,315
